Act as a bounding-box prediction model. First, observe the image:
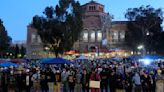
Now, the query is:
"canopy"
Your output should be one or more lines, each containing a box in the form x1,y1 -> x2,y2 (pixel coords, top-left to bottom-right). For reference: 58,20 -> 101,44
42,58 -> 74,64
10,59 -> 29,64
0,61 -> 19,67
76,55 -> 89,60
127,55 -> 140,61
40,58 -> 53,63
140,55 -> 164,60
111,57 -> 123,61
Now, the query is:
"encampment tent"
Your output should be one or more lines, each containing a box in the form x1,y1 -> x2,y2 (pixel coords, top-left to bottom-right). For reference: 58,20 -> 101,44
42,58 -> 74,64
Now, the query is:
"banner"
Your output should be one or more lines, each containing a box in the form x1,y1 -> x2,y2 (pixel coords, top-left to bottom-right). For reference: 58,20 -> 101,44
89,80 -> 100,88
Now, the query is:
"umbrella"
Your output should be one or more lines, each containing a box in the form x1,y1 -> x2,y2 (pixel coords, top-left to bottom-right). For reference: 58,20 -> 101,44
42,58 -> 74,64
0,61 -> 19,67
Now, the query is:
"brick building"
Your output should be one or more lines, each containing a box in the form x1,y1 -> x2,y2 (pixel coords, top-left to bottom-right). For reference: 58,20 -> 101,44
73,1 -> 112,52
26,1 -> 129,58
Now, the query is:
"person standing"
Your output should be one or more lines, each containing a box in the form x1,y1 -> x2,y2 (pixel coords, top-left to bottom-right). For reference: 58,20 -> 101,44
155,69 -> 164,92
149,71 -> 155,92
141,73 -> 150,92
46,69 -> 55,92
2,71 -> 9,92
25,69 -> 32,92
54,70 -> 61,92
109,70 -> 116,92
132,72 -> 142,92
16,70 -> 24,92
68,74 -> 75,92
90,68 -> 100,92
100,67 -> 108,92
40,73 -> 48,92
115,73 -> 125,92
61,68 -> 69,92
124,73 -> 132,92
31,69 -> 41,92
74,69 -> 82,92
81,69 -> 90,92
8,69 -> 16,92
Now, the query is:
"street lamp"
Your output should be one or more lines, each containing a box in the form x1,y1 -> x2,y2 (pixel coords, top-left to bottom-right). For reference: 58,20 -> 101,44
137,45 -> 144,50
137,45 -> 145,56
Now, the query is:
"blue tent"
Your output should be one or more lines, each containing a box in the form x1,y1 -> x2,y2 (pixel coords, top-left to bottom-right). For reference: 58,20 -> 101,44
111,57 -> 123,61
127,55 -> 140,61
140,55 -> 164,60
42,58 -> 74,64
40,58 -> 54,63
0,61 -> 19,67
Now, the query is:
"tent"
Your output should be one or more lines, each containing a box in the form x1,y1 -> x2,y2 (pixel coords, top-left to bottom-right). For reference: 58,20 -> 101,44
111,57 -> 123,61
140,55 -> 164,60
0,61 -> 19,67
10,59 -> 29,64
76,55 -> 89,60
42,58 -> 74,64
40,58 -> 54,63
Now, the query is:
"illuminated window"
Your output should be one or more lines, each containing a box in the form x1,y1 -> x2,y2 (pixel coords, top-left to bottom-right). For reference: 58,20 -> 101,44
83,32 -> 88,42
31,34 -> 36,43
120,31 -> 125,40
90,31 -> 95,42
37,36 -> 42,43
97,31 -> 102,42
113,31 -> 118,41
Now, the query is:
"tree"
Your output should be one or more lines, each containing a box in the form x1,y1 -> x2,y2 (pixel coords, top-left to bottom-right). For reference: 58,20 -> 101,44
32,0 -> 83,57
14,44 -> 19,58
0,19 -> 12,58
125,5 -> 163,54
20,45 -> 26,58
156,32 -> 164,55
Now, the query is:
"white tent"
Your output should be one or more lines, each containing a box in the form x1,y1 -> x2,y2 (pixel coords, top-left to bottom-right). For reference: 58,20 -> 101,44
76,55 -> 89,60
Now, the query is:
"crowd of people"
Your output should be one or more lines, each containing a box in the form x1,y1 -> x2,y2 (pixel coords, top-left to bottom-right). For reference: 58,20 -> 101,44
0,58 -> 164,92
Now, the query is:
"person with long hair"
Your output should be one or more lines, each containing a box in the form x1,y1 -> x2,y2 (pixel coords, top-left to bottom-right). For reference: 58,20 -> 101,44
90,68 -> 100,92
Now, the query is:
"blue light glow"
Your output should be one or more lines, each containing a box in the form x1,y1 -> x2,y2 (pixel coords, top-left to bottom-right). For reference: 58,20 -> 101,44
139,59 -> 152,65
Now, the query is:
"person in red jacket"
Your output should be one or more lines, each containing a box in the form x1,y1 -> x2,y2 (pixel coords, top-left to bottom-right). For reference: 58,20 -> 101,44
90,68 -> 100,92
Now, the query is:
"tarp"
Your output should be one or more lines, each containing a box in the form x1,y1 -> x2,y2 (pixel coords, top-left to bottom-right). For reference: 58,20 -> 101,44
76,55 -> 89,60
111,57 -> 123,61
10,59 -> 29,64
128,55 -> 140,61
140,55 -> 164,60
42,58 -> 74,64
0,61 -> 19,67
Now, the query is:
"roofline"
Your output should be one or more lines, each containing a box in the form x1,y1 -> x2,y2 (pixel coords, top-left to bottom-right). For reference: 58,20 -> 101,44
82,1 -> 104,7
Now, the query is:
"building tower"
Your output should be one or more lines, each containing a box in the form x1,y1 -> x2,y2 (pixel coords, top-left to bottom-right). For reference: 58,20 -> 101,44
73,0 -> 112,52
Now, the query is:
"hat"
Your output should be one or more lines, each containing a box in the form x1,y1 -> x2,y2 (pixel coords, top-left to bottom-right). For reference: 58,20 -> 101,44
157,69 -> 162,73
150,71 -> 154,74
36,68 -> 39,71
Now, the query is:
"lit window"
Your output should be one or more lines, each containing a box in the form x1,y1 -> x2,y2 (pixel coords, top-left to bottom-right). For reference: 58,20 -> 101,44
38,36 -> 42,43
113,31 -> 118,40
83,32 -> 88,42
31,34 -> 36,43
90,31 -> 95,42
120,31 -> 125,40
97,31 -> 102,41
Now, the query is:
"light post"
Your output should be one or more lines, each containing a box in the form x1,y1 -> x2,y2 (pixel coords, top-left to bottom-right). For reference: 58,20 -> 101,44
137,45 -> 145,56
44,46 -> 50,57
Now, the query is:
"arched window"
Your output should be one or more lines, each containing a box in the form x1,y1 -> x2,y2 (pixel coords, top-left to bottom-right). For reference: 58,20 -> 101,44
90,31 -> 95,42
119,31 -> 125,41
83,32 -> 88,42
97,31 -> 102,42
